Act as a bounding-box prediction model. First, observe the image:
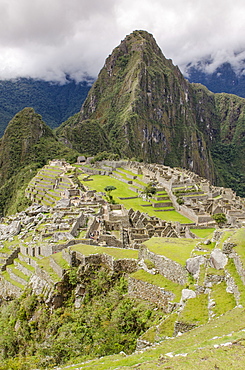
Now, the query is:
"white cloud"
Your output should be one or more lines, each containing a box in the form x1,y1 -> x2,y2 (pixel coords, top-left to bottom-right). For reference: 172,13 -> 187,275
0,0 -> 245,82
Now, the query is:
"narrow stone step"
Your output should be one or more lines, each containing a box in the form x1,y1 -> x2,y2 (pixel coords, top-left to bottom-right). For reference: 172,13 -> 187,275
14,258 -> 35,277
6,264 -> 30,286
1,271 -> 25,293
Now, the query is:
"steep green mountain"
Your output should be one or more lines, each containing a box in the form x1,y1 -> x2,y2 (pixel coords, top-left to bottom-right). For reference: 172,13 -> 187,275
0,77 -> 91,136
0,107 -> 80,215
56,30 -> 245,196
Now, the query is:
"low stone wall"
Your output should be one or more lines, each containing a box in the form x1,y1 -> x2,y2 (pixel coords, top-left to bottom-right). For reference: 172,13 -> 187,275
98,234 -> 123,248
139,247 -> 187,285
62,248 -> 138,273
231,251 -> 245,285
128,277 -> 174,311
49,257 -> 66,279
6,266 -> 27,286
62,248 -> 76,267
35,265 -> 57,285
70,213 -> 85,237
112,258 -> 138,273
0,276 -> 23,298
1,247 -> 20,271
174,321 -> 196,335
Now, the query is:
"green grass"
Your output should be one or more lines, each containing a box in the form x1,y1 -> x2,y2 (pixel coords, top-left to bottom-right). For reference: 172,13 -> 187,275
117,167 -> 141,177
7,264 -> 29,282
143,237 -> 197,266
191,228 -> 215,238
52,252 -> 70,269
58,307 -> 245,370
230,228 -> 245,265
140,326 -> 157,343
226,258 -> 245,306
1,271 -> 25,290
130,270 -> 183,302
157,312 -> 179,338
80,174 -> 193,224
219,230 -> 235,246
178,293 -> 209,325
14,258 -> 35,273
210,281 -> 236,316
71,244 -> 138,260
37,257 -> 61,282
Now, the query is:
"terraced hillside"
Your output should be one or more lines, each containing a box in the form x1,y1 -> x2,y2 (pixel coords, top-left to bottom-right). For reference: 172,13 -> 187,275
0,159 -> 245,369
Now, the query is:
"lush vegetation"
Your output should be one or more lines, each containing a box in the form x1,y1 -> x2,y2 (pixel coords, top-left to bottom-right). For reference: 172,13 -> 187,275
0,268 -> 164,369
0,107 -> 80,215
0,77 -> 91,136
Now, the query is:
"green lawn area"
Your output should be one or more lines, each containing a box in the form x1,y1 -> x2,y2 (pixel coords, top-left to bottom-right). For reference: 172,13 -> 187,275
80,174 -> 193,224
71,244 -> 138,260
178,293 -> 209,325
130,269 -> 183,302
52,252 -> 70,269
210,281 -> 236,316
59,307 -> 245,370
191,228 -> 215,238
142,237 -> 198,266
229,228 -> 245,265
37,257 -> 61,282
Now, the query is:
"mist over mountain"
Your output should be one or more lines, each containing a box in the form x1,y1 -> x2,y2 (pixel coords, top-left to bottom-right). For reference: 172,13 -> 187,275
0,77 -> 92,136
186,61 -> 245,98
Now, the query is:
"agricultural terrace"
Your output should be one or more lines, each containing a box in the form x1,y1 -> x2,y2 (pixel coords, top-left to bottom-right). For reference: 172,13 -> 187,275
79,174 -> 193,224
71,244 -> 138,260
142,237 -> 198,266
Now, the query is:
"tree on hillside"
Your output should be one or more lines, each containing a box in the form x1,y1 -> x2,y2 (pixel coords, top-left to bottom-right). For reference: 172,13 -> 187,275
104,185 -> 117,204
212,213 -> 227,227
143,183 -> 157,200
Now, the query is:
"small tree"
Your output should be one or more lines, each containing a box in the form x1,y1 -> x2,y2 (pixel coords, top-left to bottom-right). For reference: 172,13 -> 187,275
104,185 -> 117,204
143,183 -> 157,199
212,213 -> 227,227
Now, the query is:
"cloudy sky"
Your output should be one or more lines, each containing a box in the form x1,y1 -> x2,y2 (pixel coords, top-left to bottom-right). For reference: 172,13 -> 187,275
0,0 -> 244,83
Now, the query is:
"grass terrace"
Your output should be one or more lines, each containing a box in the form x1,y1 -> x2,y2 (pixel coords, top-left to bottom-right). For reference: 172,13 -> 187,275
130,269 -> 183,302
71,244 -> 138,260
178,293 -> 209,325
37,256 -> 61,283
142,237 -> 198,266
58,307 -> 245,370
210,281 -> 236,316
229,228 -> 245,265
191,228 -> 215,238
80,174 -> 193,224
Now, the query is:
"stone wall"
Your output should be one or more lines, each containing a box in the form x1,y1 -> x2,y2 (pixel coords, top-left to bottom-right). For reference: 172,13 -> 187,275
70,213 -> 86,237
231,251 -> 245,285
98,234 -> 123,248
128,277 -> 174,312
139,247 -> 187,285
1,247 -> 20,271
0,276 -> 23,298
49,257 -> 66,279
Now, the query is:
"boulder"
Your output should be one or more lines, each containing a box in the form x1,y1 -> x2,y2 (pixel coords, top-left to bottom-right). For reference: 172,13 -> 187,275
55,198 -> 71,208
186,255 -> 206,277
210,249 -> 228,270
51,232 -> 74,242
181,289 -> 196,302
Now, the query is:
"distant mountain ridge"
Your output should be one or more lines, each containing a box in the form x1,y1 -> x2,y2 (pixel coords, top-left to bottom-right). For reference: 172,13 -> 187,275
0,77 -> 92,136
186,61 -> 245,98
